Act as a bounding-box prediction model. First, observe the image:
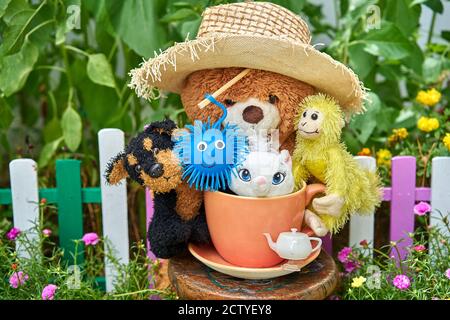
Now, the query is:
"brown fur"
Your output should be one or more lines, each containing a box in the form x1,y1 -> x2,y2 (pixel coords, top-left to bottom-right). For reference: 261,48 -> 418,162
140,150 -> 182,193
107,158 -> 128,184
143,137 -> 153,151
175,182 -> 203,221
181,68 -> 315,153
127,154 -> 138,165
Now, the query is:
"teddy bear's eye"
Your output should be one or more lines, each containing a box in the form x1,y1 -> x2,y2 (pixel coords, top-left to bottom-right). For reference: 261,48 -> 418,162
135,165 -> 142,173
268,94 -> 278,104
311,113 -> 318,121
224,99 -> 235,106
302,111 -> 307,118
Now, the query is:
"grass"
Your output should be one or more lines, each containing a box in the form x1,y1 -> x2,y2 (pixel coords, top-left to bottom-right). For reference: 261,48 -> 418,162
0,204 -> 177,300
334,213 -> 450,300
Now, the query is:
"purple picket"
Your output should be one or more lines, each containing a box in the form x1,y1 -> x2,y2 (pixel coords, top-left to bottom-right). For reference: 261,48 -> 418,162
390,156 -> 416,260
415,187 -> 431,201
146,188 -> 156,260
321,233 -> 333,255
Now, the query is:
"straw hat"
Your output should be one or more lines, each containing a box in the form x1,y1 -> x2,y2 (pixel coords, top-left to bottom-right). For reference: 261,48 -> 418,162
129,1 -> 366,114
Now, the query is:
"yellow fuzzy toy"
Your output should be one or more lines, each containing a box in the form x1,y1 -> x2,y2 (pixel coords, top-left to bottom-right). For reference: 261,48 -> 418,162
293,94 -> 382,234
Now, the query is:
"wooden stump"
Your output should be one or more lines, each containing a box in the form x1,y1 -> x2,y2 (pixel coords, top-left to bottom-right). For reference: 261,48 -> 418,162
168,251 -> 339,300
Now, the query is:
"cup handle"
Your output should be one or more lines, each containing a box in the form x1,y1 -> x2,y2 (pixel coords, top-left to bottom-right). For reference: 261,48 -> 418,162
308,237 -> 322,253
305,183 -> 326,205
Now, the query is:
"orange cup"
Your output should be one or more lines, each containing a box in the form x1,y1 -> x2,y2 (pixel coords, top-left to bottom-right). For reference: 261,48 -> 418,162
204,182 -> 326,268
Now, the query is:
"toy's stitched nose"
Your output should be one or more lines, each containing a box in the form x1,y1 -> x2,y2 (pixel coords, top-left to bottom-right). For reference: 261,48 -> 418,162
242,105 -> 264,124
149,163 -> 164,178
255,176 -> 267,186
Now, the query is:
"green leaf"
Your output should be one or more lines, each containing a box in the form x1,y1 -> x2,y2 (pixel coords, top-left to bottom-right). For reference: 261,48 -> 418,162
86,53 -> 115,88
105,0 -> 167,58
0,7 -> 34,55
422,57 -> 442,84
0,97 -> 13,129
384,0 -> 421,36
442,30 -> 450,42
160,8 -> 198,23
61,107 -> 82,152
349,93 -> 381,144
401,42 -> 424,76
348,43 -> 377,79
423,0 -> 444,13
39,137 -> 63,168
0,0 -> 12,19
0,40 -> 39,96
359,23 -> 413,60
43,117 -> 63,143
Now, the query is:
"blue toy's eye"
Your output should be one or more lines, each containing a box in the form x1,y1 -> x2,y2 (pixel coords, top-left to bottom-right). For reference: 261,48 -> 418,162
215,140 -> 225,150
238,169 -> 251,182
197,141 -> 207,152
272,172 -> 285,185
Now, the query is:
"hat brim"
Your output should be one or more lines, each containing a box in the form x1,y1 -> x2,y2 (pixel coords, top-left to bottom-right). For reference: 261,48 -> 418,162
129,34 -> 366,114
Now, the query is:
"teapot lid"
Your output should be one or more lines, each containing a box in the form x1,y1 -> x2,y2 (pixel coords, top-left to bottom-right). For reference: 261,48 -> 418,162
279,228 -> 308,238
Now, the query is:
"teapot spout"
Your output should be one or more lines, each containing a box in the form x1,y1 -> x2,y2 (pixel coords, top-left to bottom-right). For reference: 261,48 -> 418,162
263,233 -> 277,252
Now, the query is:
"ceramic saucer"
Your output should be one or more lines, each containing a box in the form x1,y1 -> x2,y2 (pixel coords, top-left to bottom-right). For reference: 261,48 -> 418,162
188,240 -> 321,280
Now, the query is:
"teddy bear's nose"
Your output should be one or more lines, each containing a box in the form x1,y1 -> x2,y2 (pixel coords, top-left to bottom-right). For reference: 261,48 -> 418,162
149,163 -> 164,178
242,105 -> 264,124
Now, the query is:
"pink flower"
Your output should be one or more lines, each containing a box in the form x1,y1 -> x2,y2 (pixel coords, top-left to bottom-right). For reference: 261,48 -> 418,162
414,202 -> 431,216
413,245 -> 426,252
6,227 -> 21,240
337,247 -> 352,263
41,284 -> 57,300
42,229 -> 52,237
82,232 -> 99,246
392,274 -> 411,290
343,260 -> 360,273
445,269 -> 450,280
9,271 -> 29,288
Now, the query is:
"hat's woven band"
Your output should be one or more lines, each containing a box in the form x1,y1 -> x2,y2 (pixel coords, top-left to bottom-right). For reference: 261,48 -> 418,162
198,2 -> 311,45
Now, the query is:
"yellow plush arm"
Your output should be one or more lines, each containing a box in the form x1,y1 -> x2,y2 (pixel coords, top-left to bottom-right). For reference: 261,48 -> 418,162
324,145 -> 349,197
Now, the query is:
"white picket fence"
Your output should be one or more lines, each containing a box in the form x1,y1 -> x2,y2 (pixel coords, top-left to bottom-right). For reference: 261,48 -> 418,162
9,129 -> 129,292
6,128 -> 450,290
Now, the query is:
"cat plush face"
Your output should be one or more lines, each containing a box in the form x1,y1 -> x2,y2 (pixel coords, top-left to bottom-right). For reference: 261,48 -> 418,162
229,150 -> 294,197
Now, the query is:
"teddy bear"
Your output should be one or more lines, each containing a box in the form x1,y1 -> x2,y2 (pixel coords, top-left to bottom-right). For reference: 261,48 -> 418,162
105,120 -> 210,258
129,2 -> 366,237
181,68 -> 315,154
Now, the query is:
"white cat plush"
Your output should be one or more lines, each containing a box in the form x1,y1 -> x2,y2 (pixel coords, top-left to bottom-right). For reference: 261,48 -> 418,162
230,150 -> 294,197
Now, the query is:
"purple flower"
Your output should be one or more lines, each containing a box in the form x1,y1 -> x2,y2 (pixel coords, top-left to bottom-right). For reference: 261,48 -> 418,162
392,274 -> 411,290
337,247 -> 352,263
9,271 -> 29,288
445,269 -> 450,280
82,232 -> 99,246
42,229 -> 52,237
6,227 -> 21,240
42,284 -> 57,300
414,202 -> 431,216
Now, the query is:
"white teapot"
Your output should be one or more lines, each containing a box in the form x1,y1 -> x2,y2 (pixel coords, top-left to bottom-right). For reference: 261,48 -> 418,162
263,228 -> 322,260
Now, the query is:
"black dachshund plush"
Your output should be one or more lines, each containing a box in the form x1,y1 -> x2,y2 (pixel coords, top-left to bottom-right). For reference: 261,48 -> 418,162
105,120 -> 210,258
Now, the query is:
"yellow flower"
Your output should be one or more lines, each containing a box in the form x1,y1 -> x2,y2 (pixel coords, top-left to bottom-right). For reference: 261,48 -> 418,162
357,148 -> 371,156
417,117 -> 440,132
376,149 -> 392,167
388,128 -> 409,146
443,133 -> 450,151
351,276 -> 367,288
394,128 -> 408,140
416,88 -> 442,107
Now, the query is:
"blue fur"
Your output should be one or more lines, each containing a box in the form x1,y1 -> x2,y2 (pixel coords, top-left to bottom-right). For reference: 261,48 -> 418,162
174,95 -> 247,191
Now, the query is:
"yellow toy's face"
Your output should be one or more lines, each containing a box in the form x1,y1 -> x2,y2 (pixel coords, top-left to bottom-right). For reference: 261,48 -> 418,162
297,108 -> 323,139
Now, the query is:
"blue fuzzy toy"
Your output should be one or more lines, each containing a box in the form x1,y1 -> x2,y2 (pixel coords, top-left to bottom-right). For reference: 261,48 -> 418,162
174,94 -> 247,191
